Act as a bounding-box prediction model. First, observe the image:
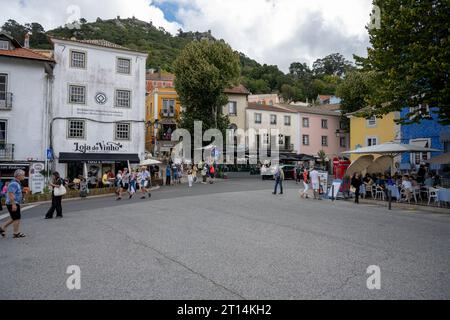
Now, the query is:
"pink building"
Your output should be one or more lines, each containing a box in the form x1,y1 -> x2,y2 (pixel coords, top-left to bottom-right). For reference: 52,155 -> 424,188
279,104 -> 349,158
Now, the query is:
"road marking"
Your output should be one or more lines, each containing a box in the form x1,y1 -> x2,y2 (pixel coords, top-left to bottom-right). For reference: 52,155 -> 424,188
0,204 -> 38,221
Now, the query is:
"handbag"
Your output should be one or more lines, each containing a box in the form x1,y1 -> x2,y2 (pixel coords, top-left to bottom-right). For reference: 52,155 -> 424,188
54,185 -> 67,197
350,186 -> 356,193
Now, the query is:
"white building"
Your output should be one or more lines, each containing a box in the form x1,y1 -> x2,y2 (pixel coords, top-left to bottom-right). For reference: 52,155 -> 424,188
0,32 -> 54,192
246,103 -> 299,154
49,37 -> 148,180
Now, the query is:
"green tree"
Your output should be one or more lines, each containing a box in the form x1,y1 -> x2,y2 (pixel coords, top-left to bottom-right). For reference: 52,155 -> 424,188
336,71 -> 377,114
360,0 -> 450,124
313,53 -> 355,77
1,19 -> 28,45
174,39 -> 241,139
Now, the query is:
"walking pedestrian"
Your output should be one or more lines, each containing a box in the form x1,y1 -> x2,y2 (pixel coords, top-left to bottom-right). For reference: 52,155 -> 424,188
300,168 -> 310,199
351,173 -> 363,204
129,170 -> 138,199
309,167 -> 321,200
138,166 -> 152,199
0,182 -> 8,211
117,168 -> 131,200
201,164 -> 208,184
187,167 -> 194,188
209,164 -> 215,184
273,166 -> 284,195
115,170 -> 123,196
0,169 -> 26,238
165,164 -> 172,186
45,172 -> 65,219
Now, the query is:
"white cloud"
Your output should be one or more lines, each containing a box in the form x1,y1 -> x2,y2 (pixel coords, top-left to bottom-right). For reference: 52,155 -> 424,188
0,0 -> 182,34
1,0 -> 373,72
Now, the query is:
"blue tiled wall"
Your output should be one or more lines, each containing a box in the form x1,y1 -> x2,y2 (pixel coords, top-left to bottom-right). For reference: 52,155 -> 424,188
400,107 -> 450,165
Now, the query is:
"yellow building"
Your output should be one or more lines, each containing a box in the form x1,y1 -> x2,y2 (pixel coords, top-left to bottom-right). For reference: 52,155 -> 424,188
145,87 -> 182,156
347,108 -> 401,161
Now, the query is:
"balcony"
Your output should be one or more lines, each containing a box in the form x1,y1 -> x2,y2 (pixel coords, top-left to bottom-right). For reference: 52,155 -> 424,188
159,110 -> 178,119
0,144 -> 15,160
0,93 -> 13,110
280,144 -> 294,151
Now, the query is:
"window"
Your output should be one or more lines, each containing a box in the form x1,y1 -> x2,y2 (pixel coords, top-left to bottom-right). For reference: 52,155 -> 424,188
117,58 -> 131,74
0,74 -> 7,101
255,113 -> 262,124
303,135 -> 310,146
270,114 -> 277,125
228,101 -> 237,116
163,99 -> 175,116
321,119 -> 328,129
68,85 -> 86,104
367,116 -> 377,127
0,40 -> 9,50
67,120 -> 85,139
284,116 -> 291,126
340,137 -> 346,148
303,118 -> 309,128
269,100 -> 273,105
0,120 -> 7,144
322,136 -> 328,146
115,90 -> 131,108
115,122 -> 131,140
70,50 -> 86,69
366,137 -> 378,147
410,138 -> 431,166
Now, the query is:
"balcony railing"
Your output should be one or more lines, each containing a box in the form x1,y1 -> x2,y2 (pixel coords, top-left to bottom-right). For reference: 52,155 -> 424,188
0,144 -> 15,160
160,110 -> 177,118
0,92 -> 13,110
280,144 -> 294,151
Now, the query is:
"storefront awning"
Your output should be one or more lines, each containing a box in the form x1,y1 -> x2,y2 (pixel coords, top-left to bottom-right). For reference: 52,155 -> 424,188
59,153 -> 140,163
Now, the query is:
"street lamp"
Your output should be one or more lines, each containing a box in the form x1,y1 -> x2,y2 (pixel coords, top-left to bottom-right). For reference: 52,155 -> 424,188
146,119 -> 160,158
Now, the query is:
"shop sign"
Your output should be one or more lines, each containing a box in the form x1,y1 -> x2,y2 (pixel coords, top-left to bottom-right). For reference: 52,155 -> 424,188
74,141 -> 124,154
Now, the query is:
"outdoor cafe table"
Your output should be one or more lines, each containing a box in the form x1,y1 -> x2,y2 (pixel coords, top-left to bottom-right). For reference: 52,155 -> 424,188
437,188 -> 450,203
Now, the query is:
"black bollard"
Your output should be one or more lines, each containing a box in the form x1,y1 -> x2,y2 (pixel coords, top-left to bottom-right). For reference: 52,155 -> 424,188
332,184 -> 335,202
388,190 -> 392,210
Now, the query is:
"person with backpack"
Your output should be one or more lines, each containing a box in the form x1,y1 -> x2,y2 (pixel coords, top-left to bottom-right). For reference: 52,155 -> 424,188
272,166 -> 284,195
300,168 -> 310,199
209,164 -> 215,184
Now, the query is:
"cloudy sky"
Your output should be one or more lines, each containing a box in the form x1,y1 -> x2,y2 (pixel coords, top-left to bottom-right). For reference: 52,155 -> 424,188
1,0 -> 373,72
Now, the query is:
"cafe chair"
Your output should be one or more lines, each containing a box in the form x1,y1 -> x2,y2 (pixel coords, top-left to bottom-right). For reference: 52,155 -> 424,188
427,188 -> 439,206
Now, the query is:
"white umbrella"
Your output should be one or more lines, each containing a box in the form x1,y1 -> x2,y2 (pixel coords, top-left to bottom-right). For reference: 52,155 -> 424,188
367,156 -> 393,174
343,142 -> 441,156
346,155 -> 374,176
344,142 -> 442,174
140,158 -> 162,166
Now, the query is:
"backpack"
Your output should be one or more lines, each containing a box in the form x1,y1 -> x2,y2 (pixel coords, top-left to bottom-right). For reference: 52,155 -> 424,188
210,166 -> 215,174
275,169 -> 281,180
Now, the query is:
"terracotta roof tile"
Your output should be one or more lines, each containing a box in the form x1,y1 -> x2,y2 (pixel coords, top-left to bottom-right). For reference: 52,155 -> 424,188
278,104 -> 342,116
247,103 -> 297,113
50,37 -> 148,54
224,84 -> 250,95
0,47 -> 54,62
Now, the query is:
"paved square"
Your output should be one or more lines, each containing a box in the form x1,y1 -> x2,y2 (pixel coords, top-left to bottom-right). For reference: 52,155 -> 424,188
1,178 -> 449,299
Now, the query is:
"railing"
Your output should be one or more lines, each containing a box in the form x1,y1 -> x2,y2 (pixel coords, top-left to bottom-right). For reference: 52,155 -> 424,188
0,92 -> 13,110
159,110 -> 177,118
0,144 -> 14,160
281,144 -> 294,151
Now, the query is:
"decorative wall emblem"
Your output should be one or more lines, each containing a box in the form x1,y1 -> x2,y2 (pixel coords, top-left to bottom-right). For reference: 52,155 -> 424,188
95,92 -> 107,105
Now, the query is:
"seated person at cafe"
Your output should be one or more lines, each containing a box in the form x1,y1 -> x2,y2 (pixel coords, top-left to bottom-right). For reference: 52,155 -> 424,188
424,173 -> 434,187
376,174 -> 386,188
401,175 -> 413,200
102,171 -> 113,188
363,174 -> 374,186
